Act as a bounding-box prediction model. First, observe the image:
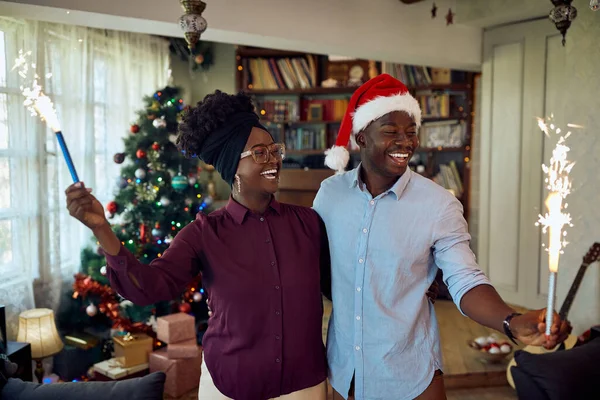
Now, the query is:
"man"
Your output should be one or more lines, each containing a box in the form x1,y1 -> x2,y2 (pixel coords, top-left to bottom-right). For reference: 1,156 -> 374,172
313,74 -> 572,400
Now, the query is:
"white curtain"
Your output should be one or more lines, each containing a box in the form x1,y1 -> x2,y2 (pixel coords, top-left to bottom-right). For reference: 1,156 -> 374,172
0,18 -> 170,339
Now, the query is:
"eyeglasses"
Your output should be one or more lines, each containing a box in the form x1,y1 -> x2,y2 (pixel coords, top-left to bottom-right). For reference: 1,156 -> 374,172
240,143 -> 286,164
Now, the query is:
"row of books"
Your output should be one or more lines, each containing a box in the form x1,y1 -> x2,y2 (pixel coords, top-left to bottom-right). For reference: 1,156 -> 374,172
387,64 -> 433,87
417,94 -> 450,118
300,98 -> 349,121
255,99 -> 299,122
242,56 -> 317,90
433,161 -> 464,198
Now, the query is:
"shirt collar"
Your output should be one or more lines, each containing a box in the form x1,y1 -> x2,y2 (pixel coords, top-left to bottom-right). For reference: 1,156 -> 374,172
226,196 -> 281,224
350,163 -> 412,201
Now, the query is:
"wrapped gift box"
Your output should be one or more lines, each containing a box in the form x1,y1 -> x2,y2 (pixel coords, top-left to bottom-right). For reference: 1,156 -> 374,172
166,339 -> 200,359
149,347 -> 202,398
93,358 -> 149,380
156,313 -> 195,344
113,332 -> 153,368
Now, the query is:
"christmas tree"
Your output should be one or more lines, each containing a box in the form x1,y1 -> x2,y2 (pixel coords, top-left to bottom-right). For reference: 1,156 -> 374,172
57,86 -> 212,344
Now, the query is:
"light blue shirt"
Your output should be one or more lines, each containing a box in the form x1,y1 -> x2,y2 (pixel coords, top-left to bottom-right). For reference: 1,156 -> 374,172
313,165 -> 491,400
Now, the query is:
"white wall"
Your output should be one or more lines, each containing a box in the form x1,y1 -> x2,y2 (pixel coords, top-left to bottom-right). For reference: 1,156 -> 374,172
0,0 -> 483,71
556,0 -> 600,335
456,0 -> 549,27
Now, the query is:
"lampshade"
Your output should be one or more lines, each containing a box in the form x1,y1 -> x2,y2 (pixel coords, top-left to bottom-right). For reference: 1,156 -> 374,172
17,308 -> 64,359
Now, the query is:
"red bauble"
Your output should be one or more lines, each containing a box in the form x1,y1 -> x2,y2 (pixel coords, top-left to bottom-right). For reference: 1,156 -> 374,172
151,142 -> 160,151
130,124 -> 140,134
179,302 -> 192,313
136,149 -> 147,159
106,201 -> 118,214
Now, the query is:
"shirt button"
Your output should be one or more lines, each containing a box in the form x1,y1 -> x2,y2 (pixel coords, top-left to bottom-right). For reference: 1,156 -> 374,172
275,285 -> 280,290
276,358 -> 281,363
266,238 -> 271,243
356,287 -> 361,292
275,311 -> 281,315
260,217 -> 265,222
355,346 -> 361,351
118,261 -> 125,265
359,258 -> 364,264
362,228 -> 368,234
370,200 -> 375,205
275,335 -> 280,340
356,316 -> 361,320
271,261 -> 275,266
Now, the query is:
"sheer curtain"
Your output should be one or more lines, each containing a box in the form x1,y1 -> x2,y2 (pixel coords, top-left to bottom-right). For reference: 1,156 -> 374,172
0,17 -> 170,339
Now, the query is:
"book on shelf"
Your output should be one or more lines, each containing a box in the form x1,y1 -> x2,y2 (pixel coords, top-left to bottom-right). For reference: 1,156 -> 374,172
242,55 -> 317,90
300,98 -> 349,121
417,93 -> 450,118
285,127 -> 327,151
383,63 -> 432,87
255,99 -> 299,122
433,161 -> 463,198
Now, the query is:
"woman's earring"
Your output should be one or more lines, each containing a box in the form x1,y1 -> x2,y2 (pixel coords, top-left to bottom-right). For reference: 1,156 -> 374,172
235,174 -> 241,194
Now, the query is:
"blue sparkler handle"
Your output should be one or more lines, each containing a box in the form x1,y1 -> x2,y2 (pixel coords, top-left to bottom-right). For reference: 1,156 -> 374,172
55,131 -> 80,183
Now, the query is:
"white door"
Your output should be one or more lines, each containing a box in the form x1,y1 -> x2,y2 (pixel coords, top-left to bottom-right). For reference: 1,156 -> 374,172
477,18 -> 566,309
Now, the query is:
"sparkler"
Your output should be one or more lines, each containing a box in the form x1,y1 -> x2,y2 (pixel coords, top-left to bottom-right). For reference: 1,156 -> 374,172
12,50 -> 80,182
535,115 -> 578,338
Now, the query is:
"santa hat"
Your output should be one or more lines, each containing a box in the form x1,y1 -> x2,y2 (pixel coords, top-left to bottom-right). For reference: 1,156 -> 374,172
324,73 -> 422,173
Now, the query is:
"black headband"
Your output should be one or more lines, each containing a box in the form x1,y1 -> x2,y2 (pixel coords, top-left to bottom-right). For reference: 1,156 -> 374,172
196,112 -> 269,186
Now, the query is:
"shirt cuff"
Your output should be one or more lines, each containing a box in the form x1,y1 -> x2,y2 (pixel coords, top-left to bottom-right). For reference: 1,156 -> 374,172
452,277 -> 493,317
104,245 -> 131,272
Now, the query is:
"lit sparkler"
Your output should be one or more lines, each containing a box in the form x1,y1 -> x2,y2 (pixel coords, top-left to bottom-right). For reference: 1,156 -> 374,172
534,115 -> 579,337
12,49 -> 80,182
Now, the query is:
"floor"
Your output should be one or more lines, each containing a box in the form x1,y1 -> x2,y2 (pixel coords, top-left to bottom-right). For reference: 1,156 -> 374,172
171,299 -> 525,400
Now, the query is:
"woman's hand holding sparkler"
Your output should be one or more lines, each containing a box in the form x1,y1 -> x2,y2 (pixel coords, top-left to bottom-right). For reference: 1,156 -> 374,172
65,182 -> 121,256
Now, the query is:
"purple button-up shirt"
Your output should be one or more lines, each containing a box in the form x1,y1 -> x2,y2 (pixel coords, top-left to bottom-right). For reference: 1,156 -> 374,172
105,197 -> 329,400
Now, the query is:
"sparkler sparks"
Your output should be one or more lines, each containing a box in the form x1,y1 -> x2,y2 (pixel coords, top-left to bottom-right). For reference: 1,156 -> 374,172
12,49 -> 61,132
534,115 -> 580,337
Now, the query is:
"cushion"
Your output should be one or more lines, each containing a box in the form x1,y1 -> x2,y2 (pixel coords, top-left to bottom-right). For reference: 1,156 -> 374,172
0,371 -> 165,400
511,338 -> 600,400
510,365 -> 548,400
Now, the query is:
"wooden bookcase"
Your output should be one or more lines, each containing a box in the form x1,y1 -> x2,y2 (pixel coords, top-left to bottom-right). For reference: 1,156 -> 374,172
234,46 -> 475,219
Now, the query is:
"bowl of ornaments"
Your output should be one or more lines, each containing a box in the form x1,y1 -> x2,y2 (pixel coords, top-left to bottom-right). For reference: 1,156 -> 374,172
467,334 -> 513,363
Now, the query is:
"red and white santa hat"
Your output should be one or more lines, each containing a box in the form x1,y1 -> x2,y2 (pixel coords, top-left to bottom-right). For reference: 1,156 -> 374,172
324,73 -> 422,173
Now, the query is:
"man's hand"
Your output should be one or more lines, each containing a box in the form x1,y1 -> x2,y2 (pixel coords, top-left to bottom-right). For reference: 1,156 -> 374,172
510,308 -> 573,349
426,280 -> 440,304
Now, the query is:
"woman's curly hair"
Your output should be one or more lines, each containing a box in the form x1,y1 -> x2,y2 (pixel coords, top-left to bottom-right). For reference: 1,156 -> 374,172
177,90 -> 255,157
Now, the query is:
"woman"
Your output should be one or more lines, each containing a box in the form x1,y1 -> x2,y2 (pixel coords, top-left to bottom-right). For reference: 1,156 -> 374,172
65,90 -> 329,400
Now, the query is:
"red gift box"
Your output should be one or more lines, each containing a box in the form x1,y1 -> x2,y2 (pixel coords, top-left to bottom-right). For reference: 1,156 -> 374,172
167,339 -> 200,359
149,348 -> 202,398
156,313 -> 196,344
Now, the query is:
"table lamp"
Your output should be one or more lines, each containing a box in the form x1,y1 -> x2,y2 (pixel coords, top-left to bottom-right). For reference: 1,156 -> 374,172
17,308 -> 64,383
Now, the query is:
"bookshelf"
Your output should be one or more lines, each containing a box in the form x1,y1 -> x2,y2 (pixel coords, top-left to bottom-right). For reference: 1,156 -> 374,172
235,46 -> 474,220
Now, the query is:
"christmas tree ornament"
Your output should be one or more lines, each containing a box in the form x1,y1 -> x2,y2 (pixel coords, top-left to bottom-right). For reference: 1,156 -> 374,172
153,118 -> 167,129
171,174 -> 189,190
136,149 -> 147,159
179,0 -> 208,52
188,175 -> 197,185
106,201 -> 118,215
159,196 -> 171,206
113,152 -> 125,164
195,54 -> 204,65
152,142 -> 161,151
150,100 -> 160,111
193,292 -> 203,302
164,235 -> 174,244
179,302 -> 192,313
549,1 -> 577,46
168,134 -> 178,144
100,266 -> 107,276
130,124 -> 140,134
117,177 -> 128,189
86,303 -> 98,317
151,223 -> 163,237
139,223 -> 148,243
135,168 -> 147,179
592,0 -> 599,10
